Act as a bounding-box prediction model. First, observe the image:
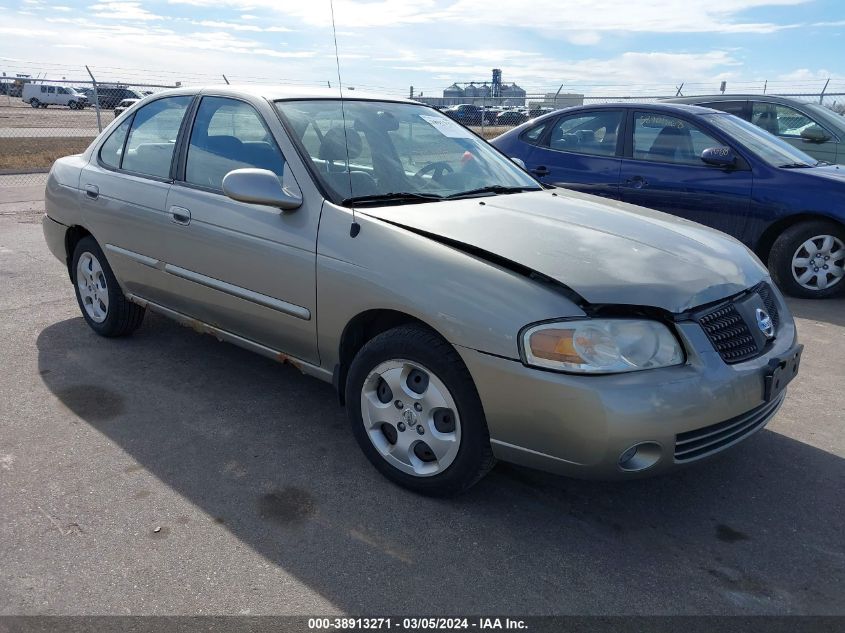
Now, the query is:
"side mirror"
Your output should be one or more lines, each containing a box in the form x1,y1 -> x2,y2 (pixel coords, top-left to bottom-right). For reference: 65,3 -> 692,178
701,146 -> 737,168
800,125 -> 831,143
222,168 -> 302,210
511,157 -> 527,170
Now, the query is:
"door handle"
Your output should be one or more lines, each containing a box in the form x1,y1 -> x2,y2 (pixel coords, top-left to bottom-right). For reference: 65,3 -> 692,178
170,206 -> 191,226
531,166 -> 550,176
84,184 -> 99,199
625,176 -> 648,189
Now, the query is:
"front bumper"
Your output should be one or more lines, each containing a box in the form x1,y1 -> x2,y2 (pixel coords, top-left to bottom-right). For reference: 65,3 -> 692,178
457,293 -> 797,479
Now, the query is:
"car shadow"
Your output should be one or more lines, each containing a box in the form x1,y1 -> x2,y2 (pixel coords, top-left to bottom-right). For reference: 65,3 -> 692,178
36,315 -> 845,615
786,295 -> 845,328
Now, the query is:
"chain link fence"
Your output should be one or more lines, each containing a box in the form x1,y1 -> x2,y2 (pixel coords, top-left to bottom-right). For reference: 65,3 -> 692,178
2,72 -> 844,187
430,92 -> 845,140
0,76 -> 177,186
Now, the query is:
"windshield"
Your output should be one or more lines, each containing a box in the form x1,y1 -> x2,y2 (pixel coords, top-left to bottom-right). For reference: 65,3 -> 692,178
704,113 -> 818,167
275,100 -> 540,204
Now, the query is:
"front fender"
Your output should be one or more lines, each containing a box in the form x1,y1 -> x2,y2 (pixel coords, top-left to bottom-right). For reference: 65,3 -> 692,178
315,202 -> 584,371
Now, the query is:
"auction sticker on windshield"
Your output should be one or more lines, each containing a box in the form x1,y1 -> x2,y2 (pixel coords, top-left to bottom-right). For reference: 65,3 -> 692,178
419,114 -> 476,138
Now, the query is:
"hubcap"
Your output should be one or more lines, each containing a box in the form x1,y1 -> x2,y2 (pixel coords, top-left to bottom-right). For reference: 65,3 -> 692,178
76,252 -> 109,323
791,234 -> 845,292
360,359 -> 461,477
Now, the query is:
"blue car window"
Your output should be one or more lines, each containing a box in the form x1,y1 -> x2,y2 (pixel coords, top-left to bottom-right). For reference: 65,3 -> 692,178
633,112 -> 726,166
546,111 -> 622,157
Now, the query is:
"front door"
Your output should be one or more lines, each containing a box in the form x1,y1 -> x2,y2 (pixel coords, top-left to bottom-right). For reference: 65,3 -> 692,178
523,109 -> 624,199
162,95 -> 319,364
750,101 -> 838,164
619,110 -> 754,242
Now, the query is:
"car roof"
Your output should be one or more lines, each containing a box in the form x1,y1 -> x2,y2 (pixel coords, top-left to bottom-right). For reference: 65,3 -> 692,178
663,94 -> 810,105
145,84 -> 419,104
535,101 -> 721,121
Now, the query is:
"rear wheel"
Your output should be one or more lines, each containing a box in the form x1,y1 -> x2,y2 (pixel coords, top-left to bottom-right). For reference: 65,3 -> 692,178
29,98 -> 40,108
71,236 -> 145,337
345,325 -> 495,495
770,220 -> 845,298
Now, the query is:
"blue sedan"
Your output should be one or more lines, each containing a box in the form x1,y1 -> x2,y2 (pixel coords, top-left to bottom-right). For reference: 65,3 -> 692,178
492,103 -> 845,299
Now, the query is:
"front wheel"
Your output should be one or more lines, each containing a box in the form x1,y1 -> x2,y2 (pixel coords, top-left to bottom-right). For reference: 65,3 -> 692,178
71,236 -> 145,336
769,220 -> 845,298
29,98 -> 40,108
345,325 -> 495,495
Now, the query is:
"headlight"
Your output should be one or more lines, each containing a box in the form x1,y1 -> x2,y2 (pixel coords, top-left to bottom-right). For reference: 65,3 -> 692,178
521,319 -> 684,374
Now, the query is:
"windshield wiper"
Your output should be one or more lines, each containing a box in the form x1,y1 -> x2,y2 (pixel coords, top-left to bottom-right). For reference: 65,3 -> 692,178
445,185 -> 541,199
341,192 -> 444,206
778,162 -> 815,169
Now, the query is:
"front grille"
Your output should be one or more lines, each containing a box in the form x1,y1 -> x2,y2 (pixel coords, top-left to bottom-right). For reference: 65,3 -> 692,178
674,395 -> 783,462
698,304 -> 758,362
696,282 -> 780,364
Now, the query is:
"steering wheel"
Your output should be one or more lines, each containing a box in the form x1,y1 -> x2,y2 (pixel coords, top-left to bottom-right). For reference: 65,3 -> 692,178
413,161 -> 454,183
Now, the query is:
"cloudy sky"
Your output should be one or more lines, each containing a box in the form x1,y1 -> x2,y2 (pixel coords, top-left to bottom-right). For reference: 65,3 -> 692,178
0,0 -> 843,96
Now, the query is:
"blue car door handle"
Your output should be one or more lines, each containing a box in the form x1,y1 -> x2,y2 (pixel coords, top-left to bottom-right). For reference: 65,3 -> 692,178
530,165 -> 550,176
626,176 -> 648,189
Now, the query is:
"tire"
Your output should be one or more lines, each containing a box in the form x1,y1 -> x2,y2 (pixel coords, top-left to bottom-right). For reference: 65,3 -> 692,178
71,236 -> 145,337
29,98 -> 40,108
345,324 -> 495,495
68,101 -> 77,110
769,220 -> 845,299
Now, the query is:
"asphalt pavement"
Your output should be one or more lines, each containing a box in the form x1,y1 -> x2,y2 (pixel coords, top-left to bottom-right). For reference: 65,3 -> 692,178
0,184 -> 843,615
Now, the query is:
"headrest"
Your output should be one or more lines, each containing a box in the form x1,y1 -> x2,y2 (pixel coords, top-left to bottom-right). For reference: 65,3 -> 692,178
319,127 -> 362,162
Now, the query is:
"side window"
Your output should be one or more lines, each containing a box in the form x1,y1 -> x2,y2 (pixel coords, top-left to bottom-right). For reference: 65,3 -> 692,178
545,110 -> 622,156
122,96 -> 191,178
41,86 -> 47,94
58,87 -> 67,95
185,97 -> 285,191
633,112 -> 727,166
99,118 -> 131,169
520,122 -> 548,145
752,102 -> 818,138
701,101 -> 747,119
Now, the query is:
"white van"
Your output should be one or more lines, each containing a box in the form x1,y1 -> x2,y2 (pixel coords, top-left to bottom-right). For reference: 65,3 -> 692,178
22,83 -> 88,109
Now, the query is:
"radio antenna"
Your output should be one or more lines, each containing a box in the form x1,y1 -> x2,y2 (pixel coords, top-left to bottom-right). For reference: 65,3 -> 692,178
329,0 -> 360,238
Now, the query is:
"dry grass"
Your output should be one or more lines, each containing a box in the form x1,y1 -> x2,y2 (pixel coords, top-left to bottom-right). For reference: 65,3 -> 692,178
469,125 -> 511,140
0,137 -> 92,171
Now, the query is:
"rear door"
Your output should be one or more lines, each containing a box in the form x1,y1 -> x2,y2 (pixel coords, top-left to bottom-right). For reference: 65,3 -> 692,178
78,95 -> 193,306
161,95 -> 319,364
522,109 -> 624,199
618,110 -> 754,241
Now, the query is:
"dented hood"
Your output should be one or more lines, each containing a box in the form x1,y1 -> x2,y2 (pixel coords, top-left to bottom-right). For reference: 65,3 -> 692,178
362,189 -> 768,313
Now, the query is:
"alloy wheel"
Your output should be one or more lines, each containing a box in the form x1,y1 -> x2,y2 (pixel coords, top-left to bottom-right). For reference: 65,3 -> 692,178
76,251 -> 110,323
360,359 -> 461,477
791,234 -> 845,291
